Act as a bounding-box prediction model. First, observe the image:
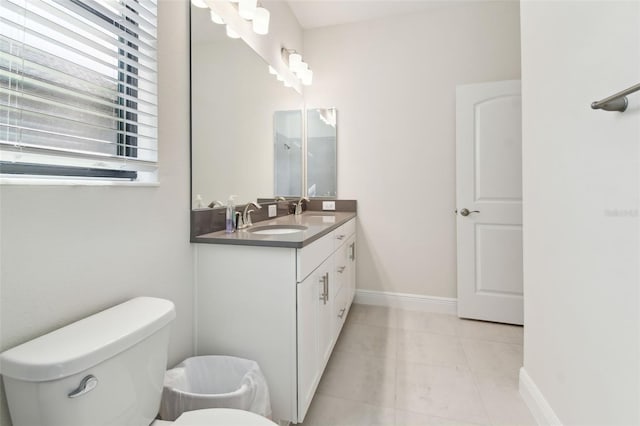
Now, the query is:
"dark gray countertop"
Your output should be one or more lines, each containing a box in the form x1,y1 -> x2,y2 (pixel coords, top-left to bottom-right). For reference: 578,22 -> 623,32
193,211 -> 356,248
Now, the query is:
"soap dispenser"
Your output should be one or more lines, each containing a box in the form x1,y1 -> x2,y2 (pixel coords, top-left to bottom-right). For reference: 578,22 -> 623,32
225,195 -> 237,233
195,194 -> 204,209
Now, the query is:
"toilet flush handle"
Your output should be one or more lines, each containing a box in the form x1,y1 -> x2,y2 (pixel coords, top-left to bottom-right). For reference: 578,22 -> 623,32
68,374 -> 98,398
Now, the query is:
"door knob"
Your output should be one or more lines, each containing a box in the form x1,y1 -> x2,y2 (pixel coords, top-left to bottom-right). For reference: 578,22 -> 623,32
459,208 -> 480,216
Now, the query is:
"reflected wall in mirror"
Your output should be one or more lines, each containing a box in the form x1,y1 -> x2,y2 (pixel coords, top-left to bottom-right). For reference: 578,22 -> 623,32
306,108 -> 337,197
274,111 -> 303,197
190,5 -> 303,208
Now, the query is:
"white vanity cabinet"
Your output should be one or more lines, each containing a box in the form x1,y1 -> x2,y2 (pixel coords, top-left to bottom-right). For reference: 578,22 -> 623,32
296,257 -> 333,418
195,217 -> 356,424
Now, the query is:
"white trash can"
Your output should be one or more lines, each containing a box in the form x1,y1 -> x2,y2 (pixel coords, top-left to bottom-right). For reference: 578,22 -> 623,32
159,356 -> 272,421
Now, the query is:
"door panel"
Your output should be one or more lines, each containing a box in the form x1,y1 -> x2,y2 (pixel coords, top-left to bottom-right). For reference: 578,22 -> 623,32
474,96 -> 523,202
475,224 -> 524,295
456,80 -> 523,325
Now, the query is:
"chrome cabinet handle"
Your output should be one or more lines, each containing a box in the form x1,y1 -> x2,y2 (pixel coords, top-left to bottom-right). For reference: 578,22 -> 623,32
325,273 -> 329,302
68,375 -> 98,398
349,243 -> 356,260
337,266 -> 346,273
336,234 -> 345,240
319,273 -> 329,304
338,308 -> 346,319
319,275 -> 327,303
459,208 -> 480,217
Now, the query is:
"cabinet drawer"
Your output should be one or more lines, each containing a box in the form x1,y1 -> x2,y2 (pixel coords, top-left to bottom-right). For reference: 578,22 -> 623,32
333,218 -> 356,249
333,243 -> 349,294
297,230 -> 335,282
333,285 -> 349,336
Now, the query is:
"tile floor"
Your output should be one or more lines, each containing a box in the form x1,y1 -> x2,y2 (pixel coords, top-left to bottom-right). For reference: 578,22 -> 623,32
299,304 -> 535,426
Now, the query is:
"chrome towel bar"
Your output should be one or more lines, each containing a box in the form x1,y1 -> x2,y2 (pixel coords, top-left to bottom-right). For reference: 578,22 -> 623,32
591,82 -> 640,112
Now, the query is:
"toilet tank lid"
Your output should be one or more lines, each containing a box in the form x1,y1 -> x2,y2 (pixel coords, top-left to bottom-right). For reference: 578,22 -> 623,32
0,297 -> 176,382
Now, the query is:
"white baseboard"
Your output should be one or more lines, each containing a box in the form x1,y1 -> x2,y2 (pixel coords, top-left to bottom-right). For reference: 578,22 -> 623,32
354,289 -> 457,315
519,367 -> 563,426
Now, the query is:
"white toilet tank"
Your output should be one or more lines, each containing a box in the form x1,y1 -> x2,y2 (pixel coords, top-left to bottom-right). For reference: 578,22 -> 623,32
0,297 -> 176,426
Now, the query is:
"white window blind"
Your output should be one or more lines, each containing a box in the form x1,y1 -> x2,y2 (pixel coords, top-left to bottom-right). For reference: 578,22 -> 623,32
0,0 -> 158,181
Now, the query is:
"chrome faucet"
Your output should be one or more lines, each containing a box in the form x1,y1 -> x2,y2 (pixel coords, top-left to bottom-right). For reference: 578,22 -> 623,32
208,200 -> 224,208
294,197 -> 309,215
238,202 -> 262,229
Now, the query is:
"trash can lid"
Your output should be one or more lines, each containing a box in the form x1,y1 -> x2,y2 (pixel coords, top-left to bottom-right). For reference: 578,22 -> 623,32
174,408 -> 276,425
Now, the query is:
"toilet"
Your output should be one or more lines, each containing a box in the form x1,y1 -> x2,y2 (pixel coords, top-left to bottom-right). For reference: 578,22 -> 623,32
0,297 -> 276,426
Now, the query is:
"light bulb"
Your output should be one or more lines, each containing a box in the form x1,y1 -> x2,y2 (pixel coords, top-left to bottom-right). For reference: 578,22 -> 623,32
191,0 -> 207,8
284,80 -> 293,88
252,7 -> 270,35
276,73 -> 285,82
301,69 -> 313,86
210,10 -> 224,24
295,62 -> 308,77
288,53 -> 302,72
239,0 -> 257,20
268,65 -> 277,75
226,25 -> 240,39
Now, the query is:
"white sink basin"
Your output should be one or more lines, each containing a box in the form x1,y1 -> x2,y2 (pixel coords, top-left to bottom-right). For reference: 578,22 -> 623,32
249,225 -> 308,235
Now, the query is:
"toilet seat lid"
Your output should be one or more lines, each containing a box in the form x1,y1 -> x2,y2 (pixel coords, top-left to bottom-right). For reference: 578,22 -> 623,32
173,408 -> 277,425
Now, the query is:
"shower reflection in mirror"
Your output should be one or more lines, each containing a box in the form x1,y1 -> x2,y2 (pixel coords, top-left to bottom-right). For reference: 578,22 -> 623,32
274,108 -> 337,198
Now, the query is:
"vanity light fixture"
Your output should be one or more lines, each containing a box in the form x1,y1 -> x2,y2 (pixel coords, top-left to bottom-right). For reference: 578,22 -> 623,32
318,108 -> 336,127
300,69 -> 313,86
252,6 -> 270,35
238,0 -> 257,20
226,25 -> 240,39
282,48 -> 313,86
288,53 -> 302,72
191,0 -> 207,8
196,0 -> 270,36
210,9 -> 224,24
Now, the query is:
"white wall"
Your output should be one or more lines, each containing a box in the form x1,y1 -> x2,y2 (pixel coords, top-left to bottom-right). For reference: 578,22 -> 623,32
0,1 -> 192,425
520,1 -> 639,424
303,1 -> 521,298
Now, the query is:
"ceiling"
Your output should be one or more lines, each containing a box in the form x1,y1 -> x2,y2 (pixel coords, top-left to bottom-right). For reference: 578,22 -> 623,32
286,0 -> 467,30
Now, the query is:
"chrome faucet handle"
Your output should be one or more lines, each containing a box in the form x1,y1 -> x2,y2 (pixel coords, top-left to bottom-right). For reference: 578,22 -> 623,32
241,202 -> 262,228
295,197 -> 310,215
275,196 -> 286,201
245,209 -> 255,226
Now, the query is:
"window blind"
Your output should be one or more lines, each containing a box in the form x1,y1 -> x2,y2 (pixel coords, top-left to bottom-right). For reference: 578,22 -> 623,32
0,0 -> 158,181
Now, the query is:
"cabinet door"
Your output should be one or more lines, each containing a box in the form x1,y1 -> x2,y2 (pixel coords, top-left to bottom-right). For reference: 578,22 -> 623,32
318,258 -> 335,373
297,259 -> 334,422
297,268 -> 321,421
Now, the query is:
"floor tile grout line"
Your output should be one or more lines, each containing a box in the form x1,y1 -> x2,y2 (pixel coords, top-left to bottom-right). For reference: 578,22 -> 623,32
314,389 -> 396,411
461,338 -> 495,426
329,304 -> 526,426
353,304 -> 523,345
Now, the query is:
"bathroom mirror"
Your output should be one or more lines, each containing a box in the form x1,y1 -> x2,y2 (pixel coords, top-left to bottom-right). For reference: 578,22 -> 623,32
273,108 -> 338,199
306,108 -> 337,197
274,110 -> 303,197
190,5 -> 303,207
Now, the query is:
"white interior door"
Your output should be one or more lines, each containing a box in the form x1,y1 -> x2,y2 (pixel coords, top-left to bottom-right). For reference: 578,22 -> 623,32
456,80 -> 523,325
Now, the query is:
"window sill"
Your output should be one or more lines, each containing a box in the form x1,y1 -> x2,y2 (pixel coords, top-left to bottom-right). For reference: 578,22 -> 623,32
0,177 -> 160,187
